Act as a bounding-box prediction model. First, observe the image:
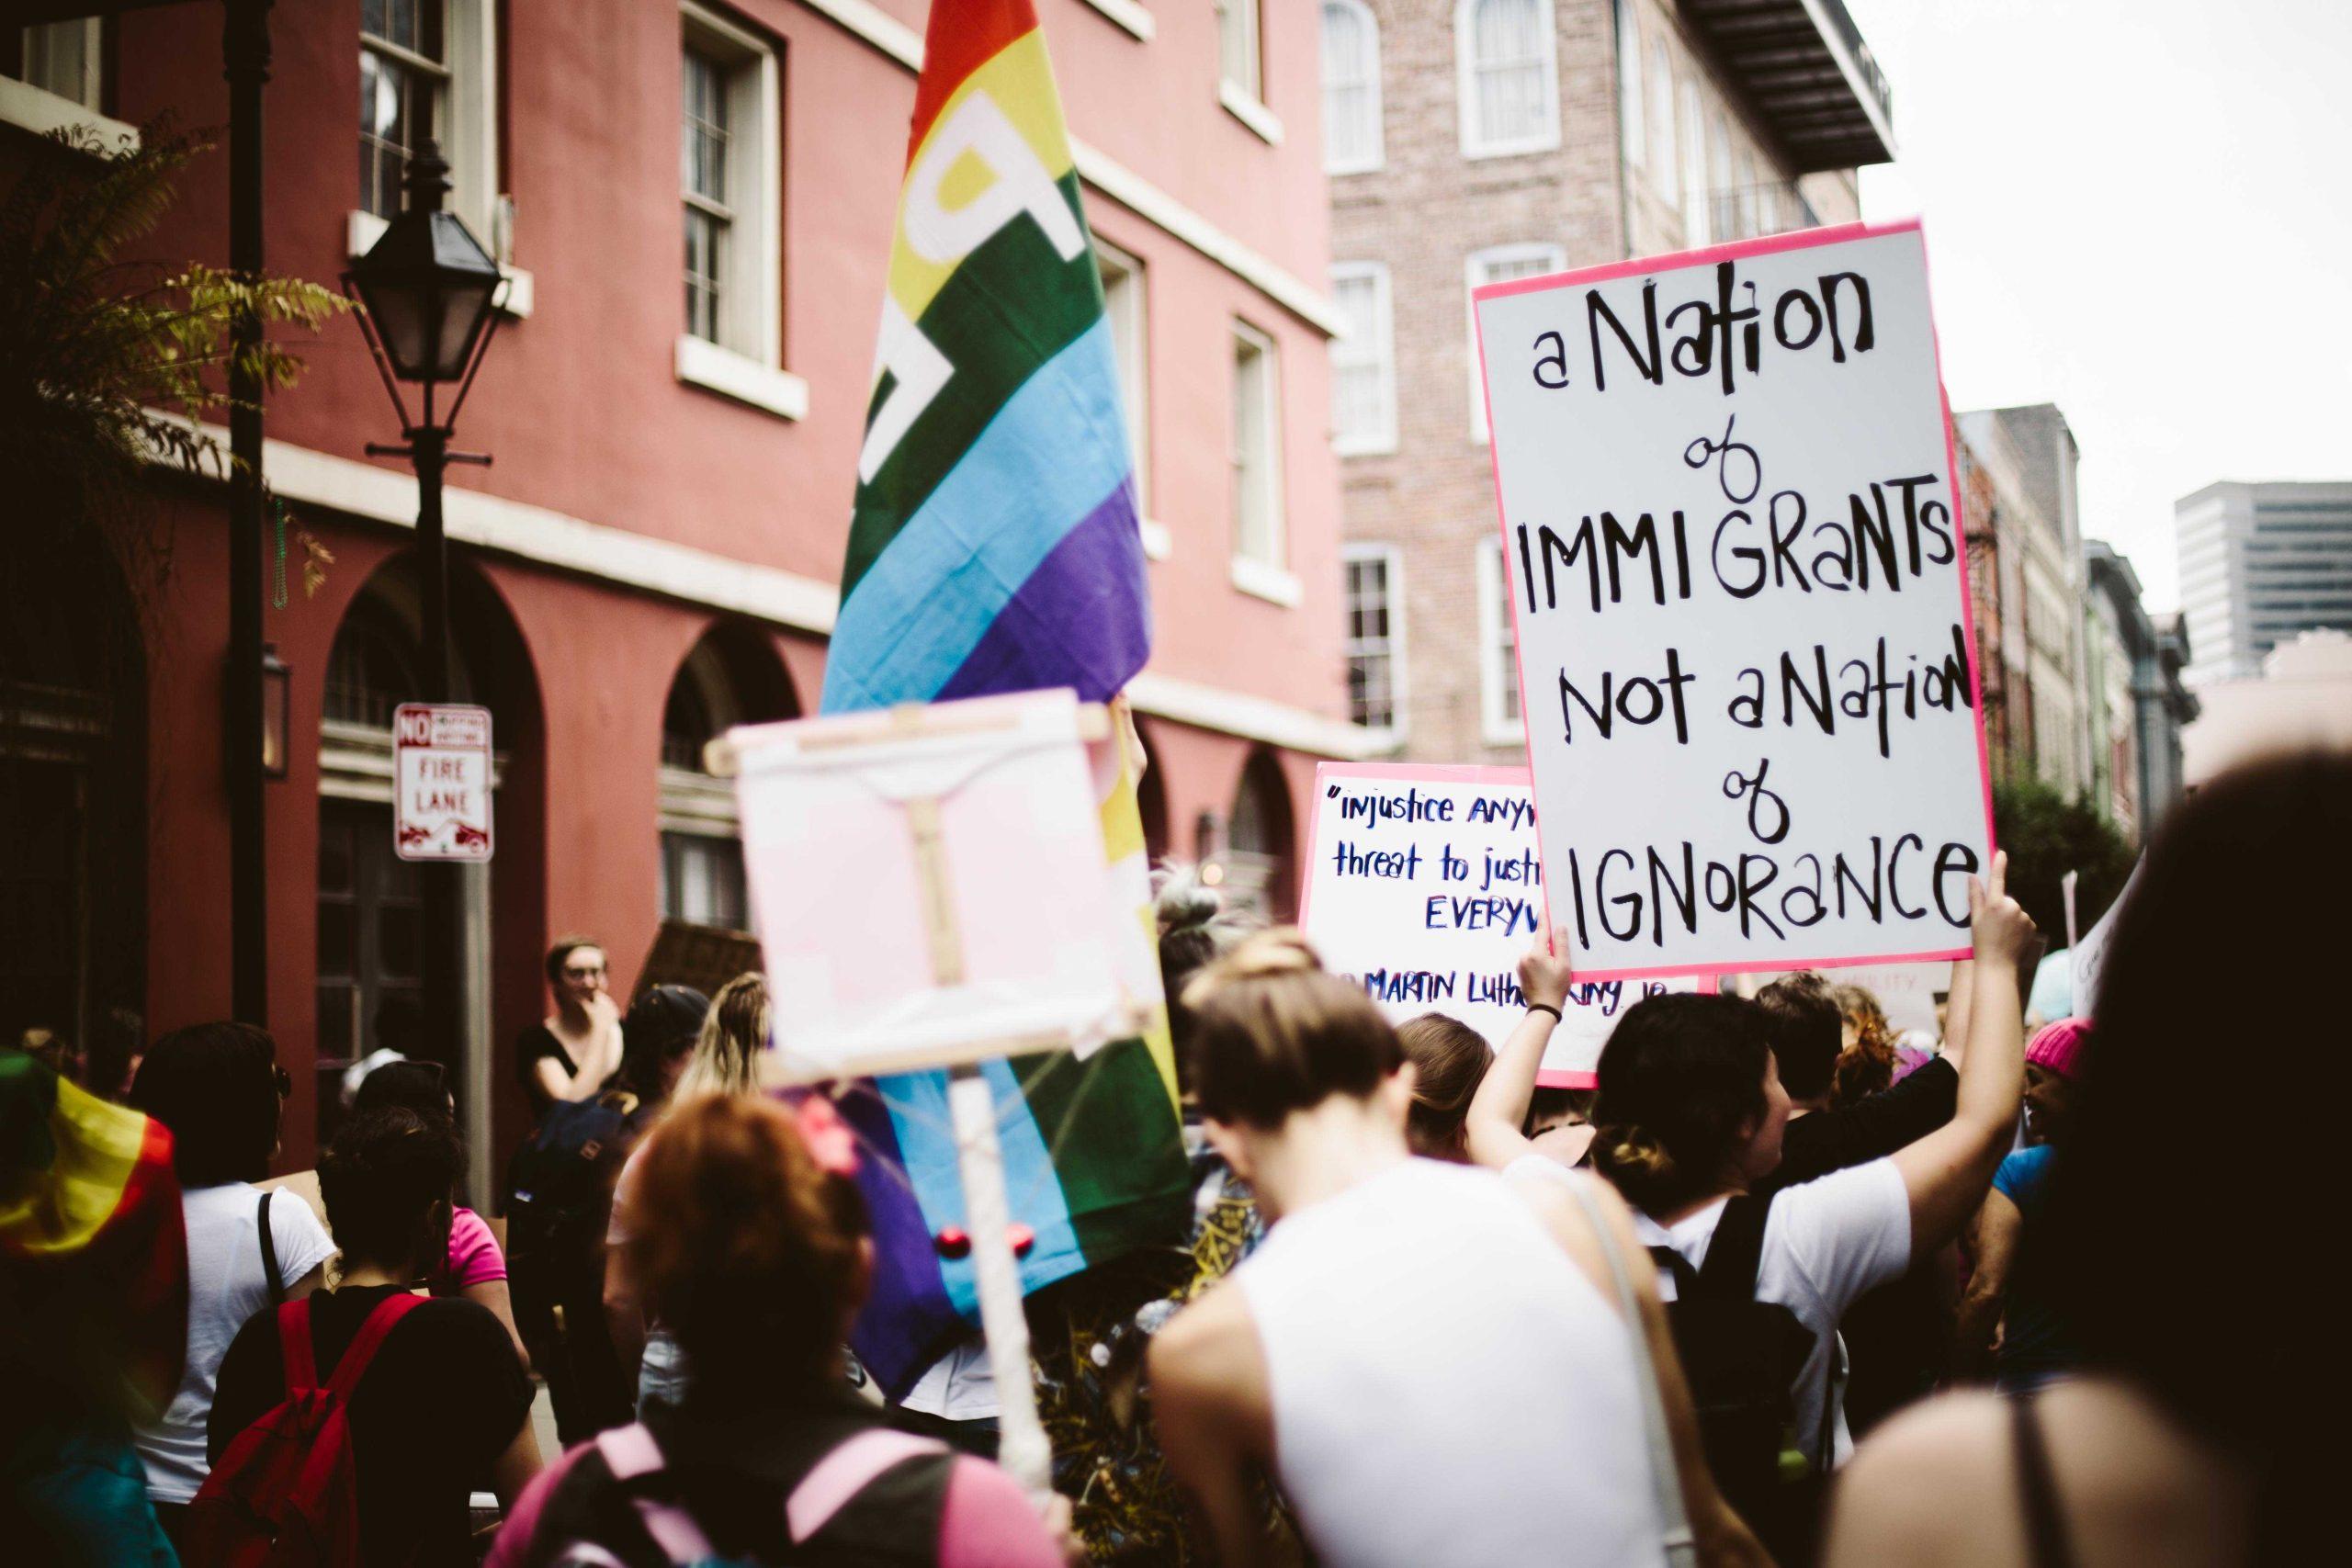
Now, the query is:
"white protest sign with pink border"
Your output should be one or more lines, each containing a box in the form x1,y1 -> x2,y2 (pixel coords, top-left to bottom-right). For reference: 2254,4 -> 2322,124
1473,220 -> 1997,980
1300,762 -> 1698,1087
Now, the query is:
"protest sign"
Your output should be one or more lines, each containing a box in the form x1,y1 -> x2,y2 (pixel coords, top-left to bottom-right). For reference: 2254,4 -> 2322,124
2068,857 -> 2139,1018
1472,220 -> 1996,979
392,704 -> 492,862
730,689 -> 1146,1083
1301,762 -> 1694,1085
1737,960 -> 1949,1038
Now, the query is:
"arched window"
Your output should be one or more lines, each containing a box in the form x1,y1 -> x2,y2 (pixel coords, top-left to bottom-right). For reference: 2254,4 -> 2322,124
657,625 -> 797,931
1615,0 -> 1643,170
1457,0 -> 1559,158
1321,0 -> 1384,175
1225,750 -> 1296,920
1679,79 -> 1707,243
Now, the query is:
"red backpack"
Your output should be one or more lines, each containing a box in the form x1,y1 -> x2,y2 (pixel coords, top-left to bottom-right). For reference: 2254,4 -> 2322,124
184,1292 -> 424,1568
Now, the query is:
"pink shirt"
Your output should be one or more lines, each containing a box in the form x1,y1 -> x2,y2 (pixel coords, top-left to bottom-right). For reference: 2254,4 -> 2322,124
437,1206 -> 506,1294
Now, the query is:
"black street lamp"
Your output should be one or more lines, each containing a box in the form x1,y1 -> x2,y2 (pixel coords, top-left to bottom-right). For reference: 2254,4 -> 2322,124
345,137 -> 504,702
346,137 -> 503,1095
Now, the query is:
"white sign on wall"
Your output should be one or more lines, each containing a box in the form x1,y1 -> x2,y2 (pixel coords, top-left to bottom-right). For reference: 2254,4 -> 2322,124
393,704 -> 493,863
1472,221 -> 1996,979
1300,763 -> 1694,1086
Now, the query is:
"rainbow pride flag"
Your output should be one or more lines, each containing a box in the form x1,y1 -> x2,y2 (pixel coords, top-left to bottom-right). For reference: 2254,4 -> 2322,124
821,0 -> 1188,1399
2,1055 -> 188,1418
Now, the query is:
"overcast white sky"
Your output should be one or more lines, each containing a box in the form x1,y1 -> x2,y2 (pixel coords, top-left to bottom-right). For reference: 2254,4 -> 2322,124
1839,0 -> 2352,610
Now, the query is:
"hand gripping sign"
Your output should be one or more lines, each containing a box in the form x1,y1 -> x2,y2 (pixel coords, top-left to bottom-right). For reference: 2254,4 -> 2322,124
1471,221 -> 1997,979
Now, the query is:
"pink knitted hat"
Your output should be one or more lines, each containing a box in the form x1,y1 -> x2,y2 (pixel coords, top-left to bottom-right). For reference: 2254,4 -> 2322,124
2025,1018 -> 2091,1080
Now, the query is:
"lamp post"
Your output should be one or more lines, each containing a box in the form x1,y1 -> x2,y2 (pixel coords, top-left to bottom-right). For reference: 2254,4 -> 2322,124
346,137 -> 503,1091
345,137 -> 504,702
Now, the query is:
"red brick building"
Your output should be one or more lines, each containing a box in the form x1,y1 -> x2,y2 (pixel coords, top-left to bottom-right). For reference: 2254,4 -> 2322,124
1321,0 -> 1891,764
3,0 -> 1363,1181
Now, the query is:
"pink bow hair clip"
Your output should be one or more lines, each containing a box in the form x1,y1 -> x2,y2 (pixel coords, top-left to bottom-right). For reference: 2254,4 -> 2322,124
792,1094 -> 859,1178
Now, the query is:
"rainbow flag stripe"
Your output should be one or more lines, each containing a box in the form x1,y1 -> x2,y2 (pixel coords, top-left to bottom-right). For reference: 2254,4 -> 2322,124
2,1055 -> 188,1416
822,0 -> 1187,1400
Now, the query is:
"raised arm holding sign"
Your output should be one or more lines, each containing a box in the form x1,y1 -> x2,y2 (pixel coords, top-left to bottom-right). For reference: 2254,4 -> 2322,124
1472,222 -> 1996,980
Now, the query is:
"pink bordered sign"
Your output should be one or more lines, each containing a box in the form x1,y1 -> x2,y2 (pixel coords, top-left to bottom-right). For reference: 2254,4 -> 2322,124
1299,761 -> 1700,1088
392,704 -> 493,863
1470,220 -> 1997,981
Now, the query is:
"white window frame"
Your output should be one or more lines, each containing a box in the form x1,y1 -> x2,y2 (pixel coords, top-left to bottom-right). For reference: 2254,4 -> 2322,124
1320,0 -> 1384,175
1466,242 -> 1565,443
1679,78 -> 1708,244
1477,536 -> 1528,745
1079,0 -> 1155,42
1614,0 -> 1643,171
1646,40 -> 1677,202
4,19 -> 134,147
1093,238 -> 1164,558
672,2 -> 804,422
1455,0 -> 1561,161
1342,543 -> 1408,740
1229,320 -> 1295,604
347,1 -> 526,316
19,18 -> 99,108
1709,108 -> 1735,240
1329,260 -> 1396,457
1216,0 -> 1282,143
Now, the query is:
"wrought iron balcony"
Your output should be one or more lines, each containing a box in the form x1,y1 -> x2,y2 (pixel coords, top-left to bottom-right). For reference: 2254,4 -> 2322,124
1679,0 -> 1896,172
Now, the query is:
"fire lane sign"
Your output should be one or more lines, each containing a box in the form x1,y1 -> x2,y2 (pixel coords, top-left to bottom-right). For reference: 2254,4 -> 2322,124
394,704 -> 493,862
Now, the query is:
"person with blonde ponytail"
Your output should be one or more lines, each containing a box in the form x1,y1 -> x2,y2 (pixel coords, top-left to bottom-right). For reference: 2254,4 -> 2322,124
602,973 -> 769,1414
1577,853 -> 2040,1562
1149,930 -> 1765,1568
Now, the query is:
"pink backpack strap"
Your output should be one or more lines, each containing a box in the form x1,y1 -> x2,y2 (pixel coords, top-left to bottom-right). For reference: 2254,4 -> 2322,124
785,1430 -> 947,1545
323,1292 -> 427,1401
594,1424 -> 716,1562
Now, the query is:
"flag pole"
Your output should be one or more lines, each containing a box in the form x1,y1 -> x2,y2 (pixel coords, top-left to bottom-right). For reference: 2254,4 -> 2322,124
945,1060 -> 1055,1496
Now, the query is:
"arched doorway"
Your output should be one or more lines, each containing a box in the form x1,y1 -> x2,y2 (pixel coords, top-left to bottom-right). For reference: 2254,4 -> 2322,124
1225,748 -> 1296,920
657,621 -> 799,931
0,534 -> 145,1087
315,556 -> 540,1194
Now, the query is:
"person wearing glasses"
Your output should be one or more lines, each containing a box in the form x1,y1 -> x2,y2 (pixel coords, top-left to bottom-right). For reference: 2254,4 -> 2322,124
129,1021 -> 339,1547
517,937 -> 626,1113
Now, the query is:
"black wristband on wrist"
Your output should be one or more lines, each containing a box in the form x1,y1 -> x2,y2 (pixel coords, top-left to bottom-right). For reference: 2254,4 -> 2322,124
1526,1002 -> 1562,1022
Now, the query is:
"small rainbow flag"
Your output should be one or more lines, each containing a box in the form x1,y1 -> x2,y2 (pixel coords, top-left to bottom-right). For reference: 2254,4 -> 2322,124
820,0 -> 1188,1399
2,1055 -> 188,1418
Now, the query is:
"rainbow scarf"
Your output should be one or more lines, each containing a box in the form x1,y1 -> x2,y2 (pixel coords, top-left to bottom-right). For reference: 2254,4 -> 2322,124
821,0 -> 1187,1400
1,1055 -> 188,1418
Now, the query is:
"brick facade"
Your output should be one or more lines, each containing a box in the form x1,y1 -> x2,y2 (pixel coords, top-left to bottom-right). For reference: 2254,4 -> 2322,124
1331,0 -> 1868,766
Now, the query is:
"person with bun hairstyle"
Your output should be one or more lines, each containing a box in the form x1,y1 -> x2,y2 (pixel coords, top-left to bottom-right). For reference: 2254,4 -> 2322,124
515,937 -> 624,1113
1827,752 -> 2352,1568
1150,930 -> 1765,1568
489,1095 -> 1066,1568
1578,853 -> 2036,1557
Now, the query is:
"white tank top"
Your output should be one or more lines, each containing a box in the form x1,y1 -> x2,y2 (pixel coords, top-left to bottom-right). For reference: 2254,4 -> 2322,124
1233,1158 -> 1668,1568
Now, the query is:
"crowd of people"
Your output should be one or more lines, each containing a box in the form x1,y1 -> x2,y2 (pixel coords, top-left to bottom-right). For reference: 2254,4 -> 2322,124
4,747 -> 2343,1565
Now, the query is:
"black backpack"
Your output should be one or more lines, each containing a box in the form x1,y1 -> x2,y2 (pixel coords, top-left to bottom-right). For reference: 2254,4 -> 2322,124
1649,1193 -> 1826,1551
504,1089 -> 647,1275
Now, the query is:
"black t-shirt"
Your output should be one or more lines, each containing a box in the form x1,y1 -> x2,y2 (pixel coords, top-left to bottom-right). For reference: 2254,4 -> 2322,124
1762,1056 -> 1959,1193
210,1286 -> 534,1568
515,1024 -> 578,1111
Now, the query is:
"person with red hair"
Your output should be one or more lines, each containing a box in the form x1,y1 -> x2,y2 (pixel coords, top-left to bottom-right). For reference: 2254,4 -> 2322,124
490,1094 -> 1065,1567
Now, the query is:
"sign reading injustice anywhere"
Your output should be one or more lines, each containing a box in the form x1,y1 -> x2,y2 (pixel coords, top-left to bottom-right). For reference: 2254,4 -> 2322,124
1300,763 -> 1690,1086
1472,221 -> 1996,979
393,704 -> 493,862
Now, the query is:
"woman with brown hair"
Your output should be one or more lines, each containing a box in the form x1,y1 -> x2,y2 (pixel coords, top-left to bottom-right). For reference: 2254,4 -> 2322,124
514,938 -> 625,1113
489,1095 -> 1063,1567
1150,930 -> 1762,1567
